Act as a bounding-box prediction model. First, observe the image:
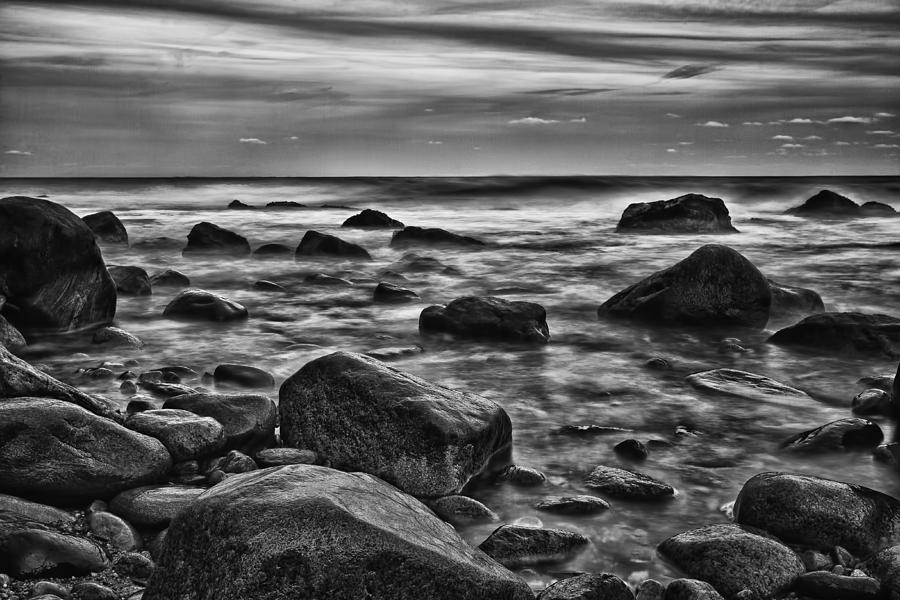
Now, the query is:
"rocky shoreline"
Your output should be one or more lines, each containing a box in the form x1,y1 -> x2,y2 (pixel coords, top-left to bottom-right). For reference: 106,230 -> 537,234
1,191 -> 899,599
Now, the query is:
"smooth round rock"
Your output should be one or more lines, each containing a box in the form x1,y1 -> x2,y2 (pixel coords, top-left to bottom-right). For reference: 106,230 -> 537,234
110,485 -> 205,527
149,269 -> 190,288
252,243 -> 292,257
584,466 -> 675,500
420,296 -> 550,344
164,393 -> 276,452
182,222 -> 250,257
852,388 -> 895,416
499,465 -> 546,486
108,266 -> 152,296
126,409 -> 225,461
219,450 -> 258,474
478,524 -> 590,568
0,494 -> 75,527
162,289 -> 248,322
31,581 -> 71,598
664,579 -> 724,600
635,579 -> 666,600
0,525 -> 108,578
794,571 -> 880,599
114,552 -> 155,581
686,369 -> 810,405
780,418 -> 883,452
769,312 -> 900,357
213,364 -> 275,389
71,582 -> 117,600
92,326 -> 144,349
88,510 -> 142,551
614,439 -> 648,461
83,210 -> 128,244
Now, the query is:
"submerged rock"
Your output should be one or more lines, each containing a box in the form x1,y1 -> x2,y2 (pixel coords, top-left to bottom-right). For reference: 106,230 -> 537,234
390,226 -> 486,248
615,194 -> 738,234
342,208 -> 404,228
374,282 -> 418,303
780,418 -> 883,452
83,210 -> 128,244
537,573 -> 633,600
767,279 -> 825,318
213,363 -> 275,389
686,369 -> 810,404
295,230 -> 371,259
658,523 -> 804,598
768,312 -> 900,357
149,269 -> 190,288
125,408 -> 225,461
143,465 -> 533,600
852,388 -> 895,416
0,196 -> 117,333
584,466 -> 675,500
279,351 -> 513,497
164,392 -> 276,452
478,524 -> 589,568
535,495 -> 610,515
182,222 -> 251,257
162,289 -> 248,322
252,243 -> 293,257
420,296 -> 550,344
0,397 -> 171,503
598,244 -> 771,329
108,265 -> 152,296
785,189 -> 860,217
733,471 -> 900,555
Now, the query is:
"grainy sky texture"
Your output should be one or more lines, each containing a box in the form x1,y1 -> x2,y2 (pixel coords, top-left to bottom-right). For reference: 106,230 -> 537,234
1,0 -> 898,176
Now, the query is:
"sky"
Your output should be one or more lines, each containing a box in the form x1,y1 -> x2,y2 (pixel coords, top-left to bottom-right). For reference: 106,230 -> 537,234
1,0 -> 898,176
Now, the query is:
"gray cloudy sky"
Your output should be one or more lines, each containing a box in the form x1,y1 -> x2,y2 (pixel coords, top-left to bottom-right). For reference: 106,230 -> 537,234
1,0 -> 898,176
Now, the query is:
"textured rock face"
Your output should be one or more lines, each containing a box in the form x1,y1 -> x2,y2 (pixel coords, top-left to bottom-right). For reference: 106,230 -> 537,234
148,269 -> 190,288
420,296 -> 550,344
182,222 -> 251,256
162,289 -> 249,322
82,210 -> 128,244
342,209 -> 404,228
657,524 -> 804,598
0,314 -> 26,352
0,196 -> 117,333
584,466 -> 675,500
478,525 -> 590,568
615,194 -> 739,234
733,472 -> 900,555
295,230 -> 371,259
143,465 -> 533,600
0,398 -> 171,504
279,351 -> 513,497
537,573 -> 634,600
768,312 -> 900,357
664,579 -> 724,600
108,265 -> 152,296
110,485 -> 205,527
125,408 -> 225,461
785,189 -> 861,217
870,545 -> 900,600
598,244 -> 771,329
163,392 -> 277,452
390,226 -> 486,248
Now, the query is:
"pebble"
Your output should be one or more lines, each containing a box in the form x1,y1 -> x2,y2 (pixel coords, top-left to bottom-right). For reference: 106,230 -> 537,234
635,578 -> 665,600
88,510 -> 142,551
114,552 -> 155,581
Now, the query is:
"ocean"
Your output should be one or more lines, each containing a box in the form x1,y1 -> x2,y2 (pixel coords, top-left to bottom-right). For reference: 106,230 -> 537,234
2,175 -> 899,587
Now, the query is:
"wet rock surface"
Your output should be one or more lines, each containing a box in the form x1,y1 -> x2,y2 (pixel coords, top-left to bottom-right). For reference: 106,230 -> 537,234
478,524 -> 590,568
615,193 -> 738,234
420,296 -> 550,344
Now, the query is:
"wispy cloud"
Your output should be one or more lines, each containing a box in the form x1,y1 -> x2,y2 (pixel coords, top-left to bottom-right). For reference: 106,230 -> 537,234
743,121 -> 764,126
802,135 -> 823,140
507,117 -> 559,125
772,135 -> 793,140
239,138 -> 267,144
696,121 -> 728,127
781,143 -> 805,148
666,148 -> 677,153
873,143 -> 900,148
867,130 -> 895,135
569,117 -> 587,123
834,141 -> 852,146
665,113 -> 682,119
4,149 -> 32,156
827,116 -> 874,124
875,112 -> 896,118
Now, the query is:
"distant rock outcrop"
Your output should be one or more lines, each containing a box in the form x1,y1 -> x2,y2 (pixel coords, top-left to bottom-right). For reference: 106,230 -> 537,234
390,226 -> 485,248
420,296 -> 550,344
182,222 -> 251,257
295,230 -> 371,259
342,209 -> 404,229
226,199 -> 254,210
785,189 -> 896,217
616,193 -> 739,233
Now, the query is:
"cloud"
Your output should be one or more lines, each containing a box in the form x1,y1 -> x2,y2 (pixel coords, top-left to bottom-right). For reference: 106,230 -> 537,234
569,117 -> 587,123
239,138 -> 267,144
875,112 -> 896,118
827,116 -> 874,124
4,149 -> 32,156
834,141 -> 852,146
802,135 -> 823,140
665,113 -> 681,119
666,148 -> 677,153
772,135 -> 793,140
867,130 -> 895,135
781,143 -> 805,148
785,118 -> 816,124
662,64 -> 718,80
743,121 -> 764,126
427,140 -> 443,145
696,121 -> 728,127
507,117 -> 559,125
873,143 -> 900,149
677,141 -> 693,145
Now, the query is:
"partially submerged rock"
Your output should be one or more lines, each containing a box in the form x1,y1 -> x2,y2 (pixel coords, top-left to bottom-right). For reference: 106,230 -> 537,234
535,495 -> 610,515
163,289 -> 248,322
143,465 -> 533,600
108,265 -> 152,296
295,230 -> 371,259
420,296 -> 550,344
342,208 -> 404,228
780,418 -> 883,452
182,222 -> 250,257
82,210 -> 128,244
374,282 -> 419,303
478,524 -> 589,568
390,226 -> 486,248
685,369 -> 810,405
279,351 -> 513,497
538,573 -> 633,600
615,194 -> 738,234
785,189 -> 861,217
213,363 -> 275,389
149,269 -> 190,288
252,243 -> 293,257
584,466 -> 675,500
767,279 -> 825,318
92,326 -> 144,349
768,312 -> 900,357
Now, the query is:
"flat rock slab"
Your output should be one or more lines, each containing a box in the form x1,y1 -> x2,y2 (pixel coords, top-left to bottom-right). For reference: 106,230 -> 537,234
110,485 -> 205,527
734,472 -> 900,555
0,397 -> 171,504
253,447 -> 317,467
143,464 -> 533,600
768,312 -> 900,357
279,351 -> 513,498
658,523 -> 804,598
478,524 -> 589,568
686,369 -> 810,405
584,466 -> 675,500
126,409 -> 225,461
537,573 -> 633,600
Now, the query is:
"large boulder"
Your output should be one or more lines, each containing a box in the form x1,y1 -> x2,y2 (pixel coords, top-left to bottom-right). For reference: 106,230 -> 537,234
768,312 -> 900,357
108,265 -> 152,296
162,289 -> 248,322
295,230 -> 371,259
143,465 -> 533,600
785,190 -> 860,217
163,392 -> 276,452
870,545 -> 900,600
82,210 -> 128,244
420,296 -> 550,344
182,222 -> 250,257
733,472 -> 900,555
0,397 -> 171,504
0,344 -> 121,421
342,209 -> 404,228
615,194 -> 738,234
598,245 -> 771,329
390,226 -> 486,248
657,523 -> 804,598
0,196 -> 116,333
279,351 -> 513,497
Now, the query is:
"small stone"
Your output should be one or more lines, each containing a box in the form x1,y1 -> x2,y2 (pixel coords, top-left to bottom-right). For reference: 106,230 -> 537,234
478,524 -> 589,568
537,573 -> 633,600
253,448 -> 316,467
125,409 -> 225,461
644,357 -> 670,371
92,326 -> 144,349
614,439 -> 649,461
207,470 -> 226,485
800,549 -> 833,572
139,371 -> 163,383
429,495 -> 499,525
88,510 -> 142,551
120,380 -> 138,395
87,500 -> 108,514
219,450 -> 257,473
71,582 -> 117,600
535,495 -> 610,515
664,579 -> 724,600
499,465 -> 546,486
126,399 -> 155,415
834,545 -> 855,567
833,565 -> 845,575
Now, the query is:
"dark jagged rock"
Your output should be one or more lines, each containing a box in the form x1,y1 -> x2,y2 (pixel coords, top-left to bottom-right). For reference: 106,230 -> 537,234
616,194 -> 738,234
478,524 -> 589,568
162,289 -> 248,322
265,200 -> 306,209
584,466 -> 675,500
786,190 -> 861,217
374,282 -> 418,303
164,392 -> 276,452
0,314 -> 26,352
279,351 -> 513,497
110,485 -> 205,527
342,209 -> 404,228
252,243 -> 293,257
295,230 -> 371,259
108,265 -> 152,296
429,495 -> 499,525
82,210 -> 128,244
0,344 -> 121,421
768,312 -> 900,357
658,523 -> 804,598
767,279 -> 825,318
780,418 -> 883,452
598,245 -> 771,329
92,326 -> 144,349
390,226 -> 486,248
686,369 -> 810,404
0,397 -> 171,503
794,571 -> 880,600
535,495 -> 610,515
0,522 -> 108,578
0,196 -> 117,333
538,573 -> 634,600
227,199 -> 254,210
143,465 -> 533,600
870,545 -> 900,600
149,269 -> 190,288
420,296 -> 550,344
213,364 -> 275,389
860,200 -> 897,215
733,472 -> 900,555
182,222 -> 250,257
125,408 -> 225,461
664,579 -> 724,600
